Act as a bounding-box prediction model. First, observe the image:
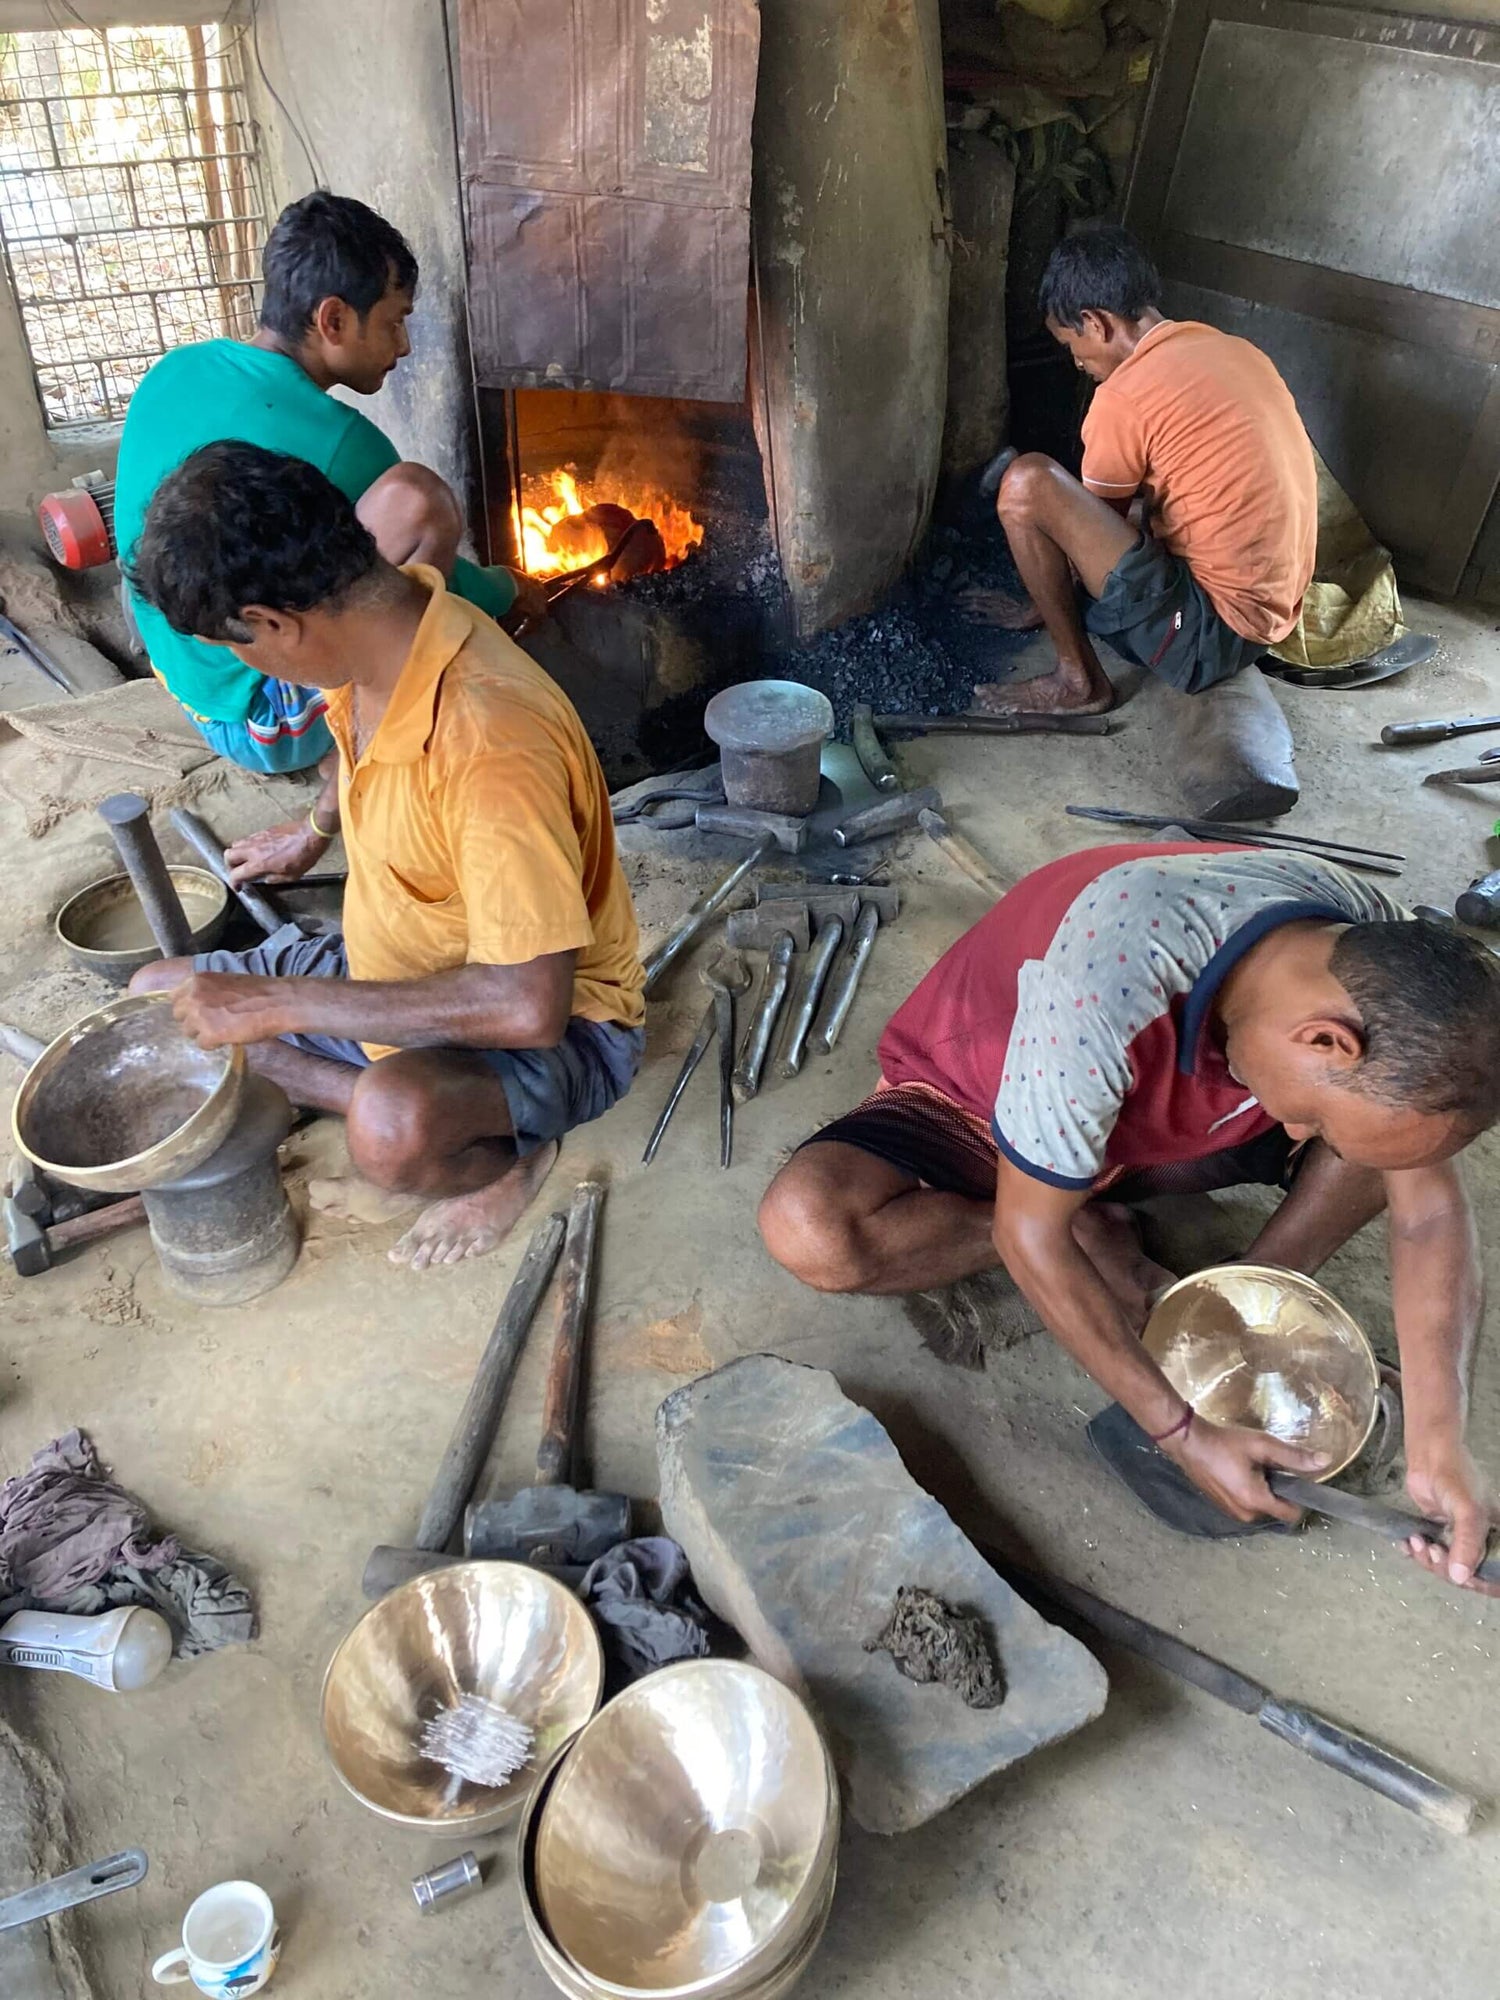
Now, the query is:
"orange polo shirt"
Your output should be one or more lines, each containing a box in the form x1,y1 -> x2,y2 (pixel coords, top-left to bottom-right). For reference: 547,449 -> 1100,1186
1081,320 -> 1317,644
324,567 -> 643,1058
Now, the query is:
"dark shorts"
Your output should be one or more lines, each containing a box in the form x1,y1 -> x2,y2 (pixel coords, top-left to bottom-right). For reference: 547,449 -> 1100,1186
1085,532 -> 1263,695
194,924 -> 644,1156
800,1080 -> 1297,1205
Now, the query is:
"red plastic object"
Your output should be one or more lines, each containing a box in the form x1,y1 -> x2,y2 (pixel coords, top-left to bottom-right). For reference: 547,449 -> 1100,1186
38,486 -> 113,569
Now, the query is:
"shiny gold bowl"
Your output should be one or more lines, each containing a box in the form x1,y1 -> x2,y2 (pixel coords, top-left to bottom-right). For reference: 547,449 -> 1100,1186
55,866 -> 229,984
320,1562 -> 603,1831
535,1660 -> 839,1997
1142,1264 -> 1379,1477
12,992 -> 245,1194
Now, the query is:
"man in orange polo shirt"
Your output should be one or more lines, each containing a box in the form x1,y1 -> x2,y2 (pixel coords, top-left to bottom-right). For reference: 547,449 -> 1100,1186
970,222 -> 1317,716
126,443 -> 644,1272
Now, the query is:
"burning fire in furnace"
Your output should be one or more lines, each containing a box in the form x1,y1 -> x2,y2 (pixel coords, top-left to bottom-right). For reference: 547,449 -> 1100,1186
518,469 -> 704,585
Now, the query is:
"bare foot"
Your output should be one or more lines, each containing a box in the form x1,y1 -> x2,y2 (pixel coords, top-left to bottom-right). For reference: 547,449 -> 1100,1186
958,586 -> 1044,631
389,1141 -> 559,1273
1073,1200 -> 1175,1326
972,669 -> 1115,718
308,1176 -> 422,1226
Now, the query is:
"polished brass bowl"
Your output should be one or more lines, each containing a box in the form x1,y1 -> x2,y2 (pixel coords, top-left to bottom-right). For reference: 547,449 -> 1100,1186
520,1739 -> 837,2000
12,993 -> 245,1194
1143,1264 -> 1379,1477
55,867 -> 229,984
320,1562 -> 603,1831
535,1660 -> 838,1996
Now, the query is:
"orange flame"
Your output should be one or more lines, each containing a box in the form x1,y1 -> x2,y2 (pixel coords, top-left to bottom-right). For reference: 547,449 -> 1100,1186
517,465 -> 704,580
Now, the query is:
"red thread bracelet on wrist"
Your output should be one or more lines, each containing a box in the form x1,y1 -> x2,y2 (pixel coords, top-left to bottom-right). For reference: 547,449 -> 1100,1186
1150,1405 -> 1193,1446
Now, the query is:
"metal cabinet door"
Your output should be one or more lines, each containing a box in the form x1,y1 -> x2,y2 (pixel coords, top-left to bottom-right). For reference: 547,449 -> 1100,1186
1126,0 -> 1500,594
457,0 -> 760,403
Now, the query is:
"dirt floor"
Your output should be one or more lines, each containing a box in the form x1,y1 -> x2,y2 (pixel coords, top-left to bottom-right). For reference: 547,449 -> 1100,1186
3,600 -> 1500,1997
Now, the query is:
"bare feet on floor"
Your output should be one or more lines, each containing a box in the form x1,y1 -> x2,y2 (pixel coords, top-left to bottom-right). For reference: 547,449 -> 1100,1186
1073,1200 -> 1176,1326
389,1140 -> 560,1273
957,586 -> 1045,631
308,1177 -> 422,1226
972,667 -> 1115,717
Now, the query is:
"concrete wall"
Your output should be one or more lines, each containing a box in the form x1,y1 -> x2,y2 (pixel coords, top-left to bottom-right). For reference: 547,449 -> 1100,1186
246,0 -> 475,504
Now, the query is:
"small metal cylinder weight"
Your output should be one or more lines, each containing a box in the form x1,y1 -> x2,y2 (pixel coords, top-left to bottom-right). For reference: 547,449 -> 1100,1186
412,1851 -> 483,1914
140,1076 -> 298,1306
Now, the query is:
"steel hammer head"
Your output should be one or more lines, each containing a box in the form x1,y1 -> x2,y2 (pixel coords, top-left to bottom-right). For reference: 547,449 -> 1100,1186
4,1195 -> 49,1276
464,1487 -> 632,1566
694,803 -> 808,853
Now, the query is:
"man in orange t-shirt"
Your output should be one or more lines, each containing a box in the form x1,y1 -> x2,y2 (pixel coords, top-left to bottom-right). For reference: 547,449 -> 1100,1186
127,443 -> 644,1273
971,222 -> 1317,717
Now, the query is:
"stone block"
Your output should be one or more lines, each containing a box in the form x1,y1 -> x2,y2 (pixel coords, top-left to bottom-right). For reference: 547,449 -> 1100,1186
657,1354 -> 1109,1834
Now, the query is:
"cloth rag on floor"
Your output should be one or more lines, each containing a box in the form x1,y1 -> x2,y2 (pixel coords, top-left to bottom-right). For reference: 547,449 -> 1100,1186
0,1429 -> 255,1657
580,1536 -> 712,1681
1267,448 -> 1405,671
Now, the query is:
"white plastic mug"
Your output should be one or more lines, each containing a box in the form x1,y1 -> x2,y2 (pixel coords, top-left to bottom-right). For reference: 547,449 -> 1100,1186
151,1881 -> 280,1997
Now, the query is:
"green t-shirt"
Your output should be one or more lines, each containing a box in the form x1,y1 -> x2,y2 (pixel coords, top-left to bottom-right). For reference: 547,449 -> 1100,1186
114,339 -> 514,724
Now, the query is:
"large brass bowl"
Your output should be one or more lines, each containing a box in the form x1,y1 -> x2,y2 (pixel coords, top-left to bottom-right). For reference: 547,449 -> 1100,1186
12,993 -> 245,1194
535,1660 -> 838,1996
1143,1264 -> 1379,1477
320,1561 -> 602,1831
55,867 -> 228,984
520,1739 -> 837,2000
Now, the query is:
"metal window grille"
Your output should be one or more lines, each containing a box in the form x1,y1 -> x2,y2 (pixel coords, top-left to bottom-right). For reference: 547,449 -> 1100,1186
0,24 -> 266,429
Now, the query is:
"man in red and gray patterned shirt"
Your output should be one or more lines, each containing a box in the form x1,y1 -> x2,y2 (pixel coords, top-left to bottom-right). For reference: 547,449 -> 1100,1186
760,842 -> 1500,1594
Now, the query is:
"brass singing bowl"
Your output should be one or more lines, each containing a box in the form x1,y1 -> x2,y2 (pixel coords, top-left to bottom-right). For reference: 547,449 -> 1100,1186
12,992 -> 245,1194
320,1561 -> 603,1831
535,1660 -> 839,1996
1143,1264 -> 1379,1477
55,867 -> 229,984
521,1744 -> 838,2000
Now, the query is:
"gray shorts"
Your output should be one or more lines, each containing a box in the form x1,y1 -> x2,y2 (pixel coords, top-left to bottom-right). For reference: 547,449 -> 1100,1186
1086,531 -> 1262,695
195,924 -> 643,1156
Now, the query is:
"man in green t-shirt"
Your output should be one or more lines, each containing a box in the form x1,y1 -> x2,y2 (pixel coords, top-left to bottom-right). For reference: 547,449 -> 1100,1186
114,191 -> 540,775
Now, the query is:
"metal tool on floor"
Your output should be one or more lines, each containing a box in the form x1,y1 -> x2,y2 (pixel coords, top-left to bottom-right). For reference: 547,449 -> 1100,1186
6,1188 -> 146,1276
694,802 -> 809,853
756,882 -> 902,923
726,903 -> 812,952
641,952 -> 749,1167
98,792 -> 194,958
873,711 -> 1112,737
732,932 -> 795,1104
1381,714 -> 1500,747
465,1181 -> 631,1566
1456,869 -> 1500,928
780,914 -> 845,1077
1424,760 -> 1500,787
705,951 -> 752,1159
981,1546 -> 1477,1835
833,784 -> 1010,900
642,834 -> 776,995
1065,804 -> 1404,876
813,902 -> 881,1053
0,1849 -> 149,1932
361,1212 -> 567,1598
851,702 -> 900,792
412,1852 -> 484,1914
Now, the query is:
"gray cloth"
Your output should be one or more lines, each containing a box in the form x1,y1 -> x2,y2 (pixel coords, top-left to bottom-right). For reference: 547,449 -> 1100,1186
0,1430 -> 255,1658
194,924 -> 645,1156
580,1536 -> 713,1681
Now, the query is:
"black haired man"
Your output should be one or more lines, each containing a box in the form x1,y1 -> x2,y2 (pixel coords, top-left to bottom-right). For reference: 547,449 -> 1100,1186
115,191 -> 542,793
970,221 -> 1317,718
127,443 -> 643,1273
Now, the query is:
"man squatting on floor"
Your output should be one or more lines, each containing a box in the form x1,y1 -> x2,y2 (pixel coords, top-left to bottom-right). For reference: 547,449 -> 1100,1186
126,443 -> 644,1272
113,190 -> 545,775
968,222 -> 1317,717
761,844 -> 1500,1596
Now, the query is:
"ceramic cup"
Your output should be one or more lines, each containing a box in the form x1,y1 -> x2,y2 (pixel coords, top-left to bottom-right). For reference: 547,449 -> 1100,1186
151,1881 -> 280,1997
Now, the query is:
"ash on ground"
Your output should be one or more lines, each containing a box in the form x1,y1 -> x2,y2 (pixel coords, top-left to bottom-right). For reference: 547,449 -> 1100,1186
866,1584 -> 1005,1709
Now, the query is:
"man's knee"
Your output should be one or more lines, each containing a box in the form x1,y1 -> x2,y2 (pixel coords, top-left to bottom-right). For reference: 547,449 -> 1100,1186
758,1159 -> 874,1293
346,1053 -> 450,1191
357,462 -> 463,570
996,451 -> 1064,526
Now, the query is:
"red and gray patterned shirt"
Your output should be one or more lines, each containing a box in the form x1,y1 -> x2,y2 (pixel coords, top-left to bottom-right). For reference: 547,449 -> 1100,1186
878,843 -> 1405,1191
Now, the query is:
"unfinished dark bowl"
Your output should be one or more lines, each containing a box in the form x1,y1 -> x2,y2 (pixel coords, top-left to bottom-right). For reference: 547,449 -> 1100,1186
55,866 -> 229,985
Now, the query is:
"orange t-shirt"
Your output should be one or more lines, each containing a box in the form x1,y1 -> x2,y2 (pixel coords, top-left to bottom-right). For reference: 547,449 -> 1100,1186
1081,320 -> 1317,644
324,566 -> 644,1059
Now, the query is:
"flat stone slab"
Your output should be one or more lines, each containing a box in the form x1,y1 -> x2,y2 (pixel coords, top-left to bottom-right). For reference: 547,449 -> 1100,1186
657,1354 -> 1108,1834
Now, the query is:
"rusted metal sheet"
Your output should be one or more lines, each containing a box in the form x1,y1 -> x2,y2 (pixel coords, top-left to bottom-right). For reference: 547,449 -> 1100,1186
1127,0 -> 1500,595
457,0 -> 759,402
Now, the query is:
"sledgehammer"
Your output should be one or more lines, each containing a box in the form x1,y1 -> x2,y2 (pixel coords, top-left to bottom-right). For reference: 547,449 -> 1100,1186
833,785 -> 1010,902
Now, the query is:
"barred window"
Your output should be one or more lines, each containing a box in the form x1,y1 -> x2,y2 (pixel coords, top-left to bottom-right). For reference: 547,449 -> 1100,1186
0,22 -> 266,430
